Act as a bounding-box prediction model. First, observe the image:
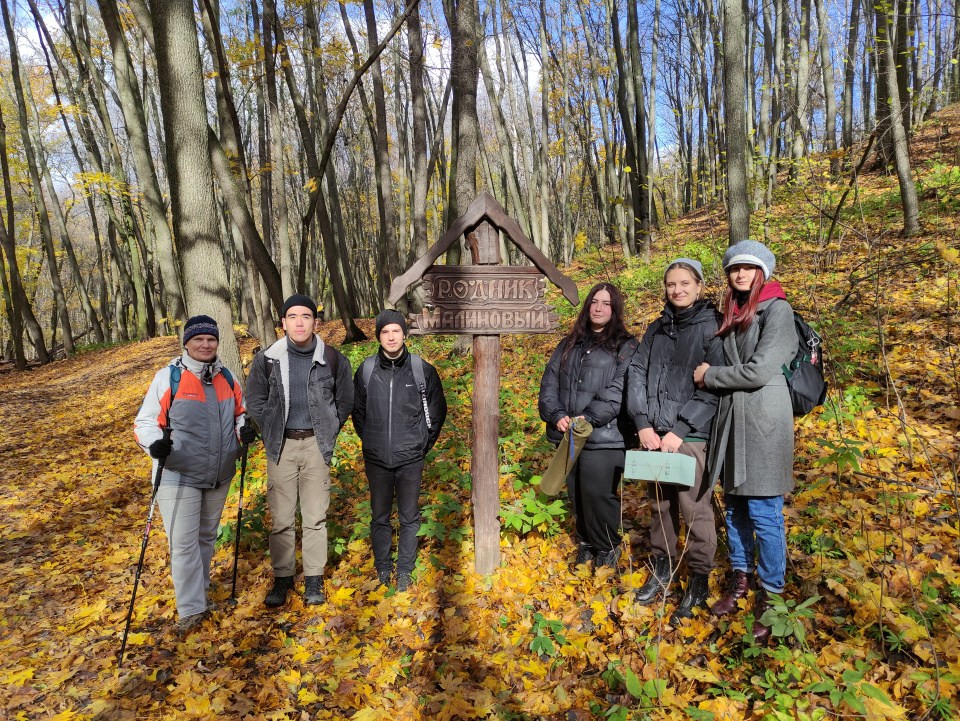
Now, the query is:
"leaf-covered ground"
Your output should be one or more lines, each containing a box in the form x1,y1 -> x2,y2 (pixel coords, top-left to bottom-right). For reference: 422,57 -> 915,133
1,112 -> 959,720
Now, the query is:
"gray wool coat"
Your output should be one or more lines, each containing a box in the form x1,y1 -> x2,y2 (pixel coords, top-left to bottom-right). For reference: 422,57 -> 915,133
704,298 -> 798,496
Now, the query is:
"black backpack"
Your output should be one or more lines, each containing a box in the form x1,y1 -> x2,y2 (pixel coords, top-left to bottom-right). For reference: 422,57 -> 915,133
781,307 -> 827,416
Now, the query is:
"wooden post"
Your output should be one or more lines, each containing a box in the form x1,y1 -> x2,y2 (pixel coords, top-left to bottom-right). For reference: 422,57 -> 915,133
387,192 -> 578,579
472,333 -> 501,574
470,220 -> 501,575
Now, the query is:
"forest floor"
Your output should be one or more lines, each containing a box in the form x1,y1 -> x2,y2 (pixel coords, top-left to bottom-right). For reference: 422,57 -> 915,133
1,109 -> 959,721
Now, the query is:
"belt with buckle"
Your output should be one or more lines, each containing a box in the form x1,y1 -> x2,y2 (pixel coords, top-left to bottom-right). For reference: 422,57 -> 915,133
284,428 -> 315,440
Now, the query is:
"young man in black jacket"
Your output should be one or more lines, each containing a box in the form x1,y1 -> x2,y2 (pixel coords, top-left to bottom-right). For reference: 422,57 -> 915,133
353,309 -> 447,592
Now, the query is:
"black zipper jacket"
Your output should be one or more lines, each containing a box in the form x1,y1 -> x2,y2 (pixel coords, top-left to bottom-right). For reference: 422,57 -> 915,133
626,299 -> 724,440
538,334 -> 638,449
353,346 -> 447,468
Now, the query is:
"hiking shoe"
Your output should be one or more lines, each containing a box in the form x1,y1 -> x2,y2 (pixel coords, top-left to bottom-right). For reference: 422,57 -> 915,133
574,544 -> 595,566
752,588 -> 775,642
634,555 -> 675,606
711,570 -> 752,617
376,568 -> 392,587
174,612 -> 205,634
264,576 -> 295,608
304,576 -> 325,606
669,572 -> 710,625
595,546 -> 622,572
395,572 -> 413,592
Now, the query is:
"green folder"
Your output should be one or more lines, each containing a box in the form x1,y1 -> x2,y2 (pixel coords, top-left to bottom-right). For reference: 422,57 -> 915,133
624,450 -> 696,487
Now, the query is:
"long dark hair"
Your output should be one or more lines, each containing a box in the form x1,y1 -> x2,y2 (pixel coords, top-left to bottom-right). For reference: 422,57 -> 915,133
560,283 -> 631,369
717,269 -> 765,337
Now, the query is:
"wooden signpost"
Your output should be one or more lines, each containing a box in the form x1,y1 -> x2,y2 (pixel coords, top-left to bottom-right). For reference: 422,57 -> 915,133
389,191 -> 578,575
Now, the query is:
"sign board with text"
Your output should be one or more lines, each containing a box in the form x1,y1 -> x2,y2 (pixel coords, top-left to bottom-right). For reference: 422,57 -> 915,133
410,266 -> 559,335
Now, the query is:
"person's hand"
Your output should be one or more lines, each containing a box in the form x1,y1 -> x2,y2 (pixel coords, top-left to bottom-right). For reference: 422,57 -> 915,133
239,424 -> 257,445
660,432 -> 683,453
638,427 -> 661,450
693,363 -> 710,388
556,416 -> 571,433
149,436 -> 173,459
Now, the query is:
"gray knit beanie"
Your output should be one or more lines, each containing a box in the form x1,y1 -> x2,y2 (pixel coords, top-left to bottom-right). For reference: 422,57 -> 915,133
722,240 -> 776,281
665,257 -> 704,282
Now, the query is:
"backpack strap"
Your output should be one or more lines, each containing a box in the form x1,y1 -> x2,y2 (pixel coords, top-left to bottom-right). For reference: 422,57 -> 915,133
322,343 -> 338,377
171,363 -> 235,397
361,355 -> 376,389
169,365 -> 182,400
411,354 -> 433,431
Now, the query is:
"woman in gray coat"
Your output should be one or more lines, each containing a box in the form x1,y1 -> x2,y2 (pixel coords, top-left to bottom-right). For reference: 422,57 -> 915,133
693,240 -> 798,642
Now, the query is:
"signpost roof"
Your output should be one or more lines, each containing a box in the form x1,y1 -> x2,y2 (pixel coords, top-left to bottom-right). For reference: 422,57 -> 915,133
388,191 -> 580,306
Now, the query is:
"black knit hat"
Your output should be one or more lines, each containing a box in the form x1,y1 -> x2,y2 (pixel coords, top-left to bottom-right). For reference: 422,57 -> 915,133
375,309 -> 407,338
282,294 -> 318,318
183,315 -> 219,343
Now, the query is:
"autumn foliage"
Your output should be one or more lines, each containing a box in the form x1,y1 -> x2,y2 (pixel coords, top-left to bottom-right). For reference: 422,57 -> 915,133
1,113 -> 960,721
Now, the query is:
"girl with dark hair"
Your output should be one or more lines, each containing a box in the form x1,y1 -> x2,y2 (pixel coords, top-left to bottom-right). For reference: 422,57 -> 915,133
626,259 -> 724,624
693,240 -> 798,642
538,283 -> 638,569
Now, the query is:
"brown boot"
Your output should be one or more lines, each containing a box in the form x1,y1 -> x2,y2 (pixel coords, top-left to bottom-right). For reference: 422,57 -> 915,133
710,570 -> 752,617
752,588 -> 775,642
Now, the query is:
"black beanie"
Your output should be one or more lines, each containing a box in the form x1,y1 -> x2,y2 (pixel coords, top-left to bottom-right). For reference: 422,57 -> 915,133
375,309 -> 407,338
183,315 -> 219,343
282,294 -> 318,318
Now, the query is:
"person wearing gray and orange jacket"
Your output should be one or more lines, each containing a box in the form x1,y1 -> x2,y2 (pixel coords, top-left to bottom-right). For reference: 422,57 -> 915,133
134,315 -> 253,633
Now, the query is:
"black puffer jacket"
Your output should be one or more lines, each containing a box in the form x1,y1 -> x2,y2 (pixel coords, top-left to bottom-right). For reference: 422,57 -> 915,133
353,346 -> 447,468
626,299 -> 724,440
538,334 -> 638,449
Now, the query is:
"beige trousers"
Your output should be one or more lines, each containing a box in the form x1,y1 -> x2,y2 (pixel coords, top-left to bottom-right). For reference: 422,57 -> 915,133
266,437 -> 331,576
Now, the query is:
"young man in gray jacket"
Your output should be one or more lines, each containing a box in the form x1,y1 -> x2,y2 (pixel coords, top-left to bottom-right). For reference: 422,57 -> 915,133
246,295 -> 354,607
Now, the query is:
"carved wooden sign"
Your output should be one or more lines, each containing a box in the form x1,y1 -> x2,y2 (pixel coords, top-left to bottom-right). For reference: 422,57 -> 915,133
388,191 -> 578,577
410,266 -> 560,335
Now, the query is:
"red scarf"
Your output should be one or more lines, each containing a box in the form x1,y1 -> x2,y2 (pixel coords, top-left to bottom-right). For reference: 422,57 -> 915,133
733,280 -> 787,314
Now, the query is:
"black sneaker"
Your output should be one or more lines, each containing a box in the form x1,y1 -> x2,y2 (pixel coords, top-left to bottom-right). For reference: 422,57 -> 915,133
575,544 -> 595,566
669,572 -> 710,624
634,556 -> 676,606
595,546 -> 622,571
395,572 -> 413,592
304,575 -> 325,606
376,568 -> 392,587
264,576 -> 294,607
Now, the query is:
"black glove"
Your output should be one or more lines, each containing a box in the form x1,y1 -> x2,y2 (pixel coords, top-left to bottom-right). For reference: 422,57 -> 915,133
239,424 -> 257,445
148,436 -> 173,459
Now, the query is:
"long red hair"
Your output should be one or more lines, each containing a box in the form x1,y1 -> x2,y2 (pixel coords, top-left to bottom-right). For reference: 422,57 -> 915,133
717,270 -> 765,337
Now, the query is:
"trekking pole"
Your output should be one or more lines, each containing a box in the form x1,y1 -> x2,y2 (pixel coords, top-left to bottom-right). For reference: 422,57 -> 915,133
228,421 -> 251,605
119,427 -> 172,668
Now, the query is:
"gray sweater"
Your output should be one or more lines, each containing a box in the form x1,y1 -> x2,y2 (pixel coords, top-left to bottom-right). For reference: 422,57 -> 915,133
704,298 -> 798,496
286,337 -> 316,429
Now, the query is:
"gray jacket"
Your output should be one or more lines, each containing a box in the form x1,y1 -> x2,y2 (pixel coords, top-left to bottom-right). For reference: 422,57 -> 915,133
704,298 -> 798,496
246,335 -> 354,464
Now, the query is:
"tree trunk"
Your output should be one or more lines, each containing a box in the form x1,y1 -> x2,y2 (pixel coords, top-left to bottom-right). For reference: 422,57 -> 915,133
814,0 -> 839,174
152,0 -> 243,377
262,0 -> 295,299
841,0 -> 861,151
875,0 -> 922,235
789,0 -> 811,178
2,0 -> 73,357
0,107 -> 37,367
98,0 -> 186,327
723,0 -> 750,244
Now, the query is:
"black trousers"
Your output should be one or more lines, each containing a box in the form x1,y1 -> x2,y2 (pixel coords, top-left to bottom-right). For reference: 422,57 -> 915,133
566,448 -> 624,553
366,459 -> 425,574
